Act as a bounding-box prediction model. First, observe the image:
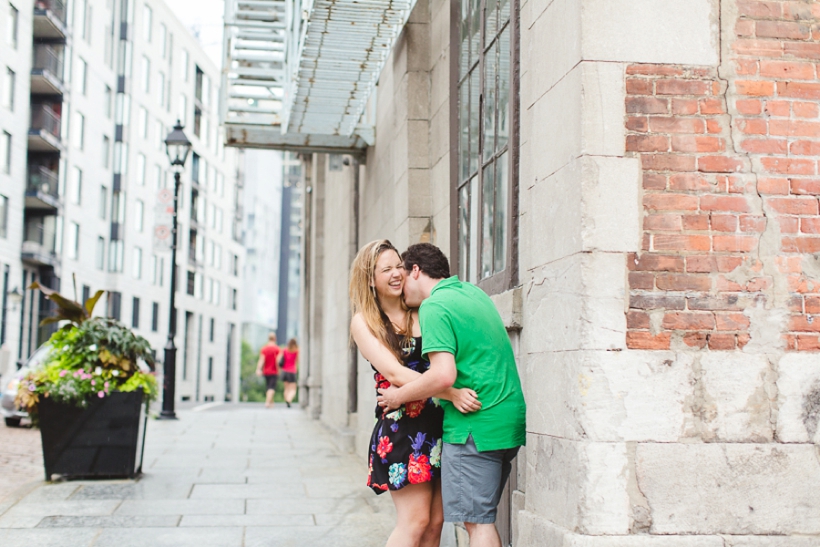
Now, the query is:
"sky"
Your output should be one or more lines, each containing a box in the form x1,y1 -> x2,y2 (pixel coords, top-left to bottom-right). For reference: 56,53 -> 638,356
166,0 -> 225,67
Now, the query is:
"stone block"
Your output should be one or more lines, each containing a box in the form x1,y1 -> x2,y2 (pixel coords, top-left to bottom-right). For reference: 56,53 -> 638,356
407,70 -> 430,121
432,207 -> 450,251
581,0 -> 719,66
430,154 -> 450,217
407,119 -> 429,169
405,22 -> 431,72
430,52 -> 450,116
581,62 -> 626,157
530,64 -> 583,180
776,353 -> 820,443
429,103 -> 449,166
693,353 -> 775,442
636,443 -> 820,534
490,287 -> 523,330
723,536 -> 820,547
525,350 -> 693,441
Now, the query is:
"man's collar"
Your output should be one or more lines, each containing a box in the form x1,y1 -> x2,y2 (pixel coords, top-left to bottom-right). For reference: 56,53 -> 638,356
429,275 -> 459,296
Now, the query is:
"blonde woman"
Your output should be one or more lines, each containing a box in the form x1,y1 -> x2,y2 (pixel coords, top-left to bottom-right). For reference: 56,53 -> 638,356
350,240 -> 481,547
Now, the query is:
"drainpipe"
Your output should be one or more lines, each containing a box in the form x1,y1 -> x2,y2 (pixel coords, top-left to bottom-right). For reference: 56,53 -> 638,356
348,156 -> 360,416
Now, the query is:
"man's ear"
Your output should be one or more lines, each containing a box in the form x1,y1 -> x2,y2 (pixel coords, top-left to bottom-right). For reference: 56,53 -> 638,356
412,265 -> 421,279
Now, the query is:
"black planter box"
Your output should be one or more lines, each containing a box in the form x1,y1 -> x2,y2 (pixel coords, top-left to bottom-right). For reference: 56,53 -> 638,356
38,391 -> 147,480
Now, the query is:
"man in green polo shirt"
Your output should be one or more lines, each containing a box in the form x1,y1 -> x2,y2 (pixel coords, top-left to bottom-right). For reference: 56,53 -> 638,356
377,243 -> 526,547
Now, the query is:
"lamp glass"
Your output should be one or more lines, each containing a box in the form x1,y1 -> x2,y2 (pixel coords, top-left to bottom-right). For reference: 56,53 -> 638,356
164,121 -> 192,167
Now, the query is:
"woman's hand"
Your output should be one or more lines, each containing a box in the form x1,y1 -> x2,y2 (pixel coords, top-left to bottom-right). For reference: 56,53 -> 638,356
449,388 -> 481,414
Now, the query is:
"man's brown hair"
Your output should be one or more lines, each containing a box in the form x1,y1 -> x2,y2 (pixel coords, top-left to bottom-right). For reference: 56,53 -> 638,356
401,243 -> 450,280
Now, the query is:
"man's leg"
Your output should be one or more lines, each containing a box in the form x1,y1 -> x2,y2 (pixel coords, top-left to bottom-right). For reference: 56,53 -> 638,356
463,522 -> 501,547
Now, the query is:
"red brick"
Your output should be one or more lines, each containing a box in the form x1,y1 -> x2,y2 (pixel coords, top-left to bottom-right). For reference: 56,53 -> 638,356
699,98 -> 725,115
668,173 -> 712,191
741,138 -> 789,154
626,310 -> 651,329
656,274 -> 712,291
644,214 -> 682,231
783,334 -> 798,350
782,237 -> 820,253
740,215 -> 767,233
626,331 -> 671,350
626,78 -> 653,95
683,332 -> 709,348
767,197 -> 820,215
627,135 -> 670,153
628,273 -> 655,291
800,218 -> 820,234
627,64 -> 685,77
755,20 -> 811,40
794,101 -> 820,118
784,42 -> 820,60
653,234 -> 712,251
628,253 -> 686,272
716,313 -> 751,331
708,333 -> 737,350
728,176 -> 756,194
735,99 -> 762,115
790,179 -> 820,195
713,235 -> 759,252
698,156 -> 746,173
644,194 -> 700,212
706,119 -> 723,134
733,38 -> 784,57
783,1 -> 815,20
797,335 -> 820,351
806,296 -> 820,314
626,96 -> 669,114
764,100 -> 791,116
700,194 -> 750,213
642,154 -> 697,172
688,294 -> 746,311
769,119 -> 820,137
735,59 -> 759,76
758,177 -> 790,195
717,256 -> 746,272
672,135 -> 724,153
737,0 -> 782,18
682,214 -> 710,231
780,216 -> 800,233
663,312 -> 715,330
789,315 -> 820,332
777,81 -> 820,100
790,141 -> 820,156
788,296 -> 806,313
627,116 -> 648,132
649,116 -> 706,134
656,79 -> 712,96
736,80 -> 775,97
760,157 -> 816,175
630,293 -> 687,310
686,255 -> 716,273
643,173 -> 668,190
760,60 -> 816,80
737,118 -> 768,135
710,214 -> 738,232
736,19 -> 756,37
672,99 -> 699,115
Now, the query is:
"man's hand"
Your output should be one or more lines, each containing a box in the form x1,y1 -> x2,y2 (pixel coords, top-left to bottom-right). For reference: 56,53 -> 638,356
255,368 -> 263,377
377,386 -> 402,412
450,388 -> 481,414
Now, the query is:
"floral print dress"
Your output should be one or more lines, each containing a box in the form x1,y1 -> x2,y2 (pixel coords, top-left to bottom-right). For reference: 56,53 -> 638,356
367,336 -> 444,494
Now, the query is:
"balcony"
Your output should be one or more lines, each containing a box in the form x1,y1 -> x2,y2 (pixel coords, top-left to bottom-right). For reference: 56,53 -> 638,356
28,104 -> 63,152
33,0 -> 68,40
22,218 -> 60,269
26,165 -> 60,211
31,45 -> 65,95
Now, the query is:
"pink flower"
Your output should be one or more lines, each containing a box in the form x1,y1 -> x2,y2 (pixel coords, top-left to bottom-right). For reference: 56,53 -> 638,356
97,391 -> 105,398
91,380 -> 96,386
28,383 -> 35,391
104,382 -> 109,388
59,370 -> 67,377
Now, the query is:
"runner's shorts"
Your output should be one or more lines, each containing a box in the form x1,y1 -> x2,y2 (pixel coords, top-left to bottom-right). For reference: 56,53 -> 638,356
281,371 -> 297,383
441,435 -> 519,524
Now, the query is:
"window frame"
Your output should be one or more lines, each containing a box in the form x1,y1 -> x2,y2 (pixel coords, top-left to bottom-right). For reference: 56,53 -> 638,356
449,0 -> 520,295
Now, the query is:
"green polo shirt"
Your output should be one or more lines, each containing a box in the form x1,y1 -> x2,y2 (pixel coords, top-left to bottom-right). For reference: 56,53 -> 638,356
419,276 -> 526,452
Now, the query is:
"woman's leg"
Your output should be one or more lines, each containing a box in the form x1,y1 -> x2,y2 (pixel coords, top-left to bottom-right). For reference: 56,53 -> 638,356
386,482 -> 433,547
265,389 -> 274,407
419,478 -> 444,547
284,382 -> 297,403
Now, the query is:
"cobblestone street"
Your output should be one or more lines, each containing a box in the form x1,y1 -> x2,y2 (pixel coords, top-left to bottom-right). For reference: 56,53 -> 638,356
0,404 -> 403,546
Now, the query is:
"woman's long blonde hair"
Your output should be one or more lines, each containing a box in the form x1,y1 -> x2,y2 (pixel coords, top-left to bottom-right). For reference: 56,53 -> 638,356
349,239 -> 412,359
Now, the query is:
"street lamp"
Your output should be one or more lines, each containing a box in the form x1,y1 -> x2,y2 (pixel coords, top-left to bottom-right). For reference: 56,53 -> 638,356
158,120 -> 191,420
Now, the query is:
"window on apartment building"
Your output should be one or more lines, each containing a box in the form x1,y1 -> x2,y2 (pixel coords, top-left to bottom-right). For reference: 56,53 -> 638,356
70,167 -> 82,204
157,71 -> 165,106
76,58 -> 87,95
3,68 -> 14,111
8,3 -> 18,49
181,49 -> 189,81
132,297 -> 140,328
230,288 -> 237,310
116,93 -> 130,126
138,107 -> 148,138
194,107 -> 202,138
104,85 -> 112,118
151,302 -> 159,331
102,135 -> 110,168
159,23 -> 167,58
135,199 -> 144,232
213,280 -> 220,305
68,222 -> 79,259
75,0 -> 87,41
214,244 -> 222,270
108,240 -> 123,272
1,131 -> 9,174
231,254 -> 238,276
84,5 -> 92,43
73,112 -> 84,149
191,153 -> 200,183
187,270 -> 195,295
99,185 -> 107,219
135,153 -> 145,185
96,236 -> 105,269
209,317 -> 215,342
132,246 -> 142,279
143,4 -> 152,42
155,120 -> 164,151
141,56 -> 150,93
108,291 -> 122,320
207,356 -> 213,381
111,191 -> 125,224
82,285 -> 90,304
0,195 -> 7,239
453,0 -> 517,293
114,142 -> 128,174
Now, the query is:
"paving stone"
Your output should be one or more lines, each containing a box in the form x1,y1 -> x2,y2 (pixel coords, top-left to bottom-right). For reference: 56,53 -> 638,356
114,499 -> 245,516
37,515 -> 180,528
93,526 -> 243,546
0,528 -> 98,547
179,513 -> 315,527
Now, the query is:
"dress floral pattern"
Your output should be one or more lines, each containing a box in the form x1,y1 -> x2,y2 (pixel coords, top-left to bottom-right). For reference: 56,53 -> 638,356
367,336 -> 444,494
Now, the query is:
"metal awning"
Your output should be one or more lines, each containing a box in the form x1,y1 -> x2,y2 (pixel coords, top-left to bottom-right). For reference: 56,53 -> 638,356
221,0 -> 416,152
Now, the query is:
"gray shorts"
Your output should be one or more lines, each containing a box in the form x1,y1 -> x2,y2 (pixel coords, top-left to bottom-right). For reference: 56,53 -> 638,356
441,435 -> 519,524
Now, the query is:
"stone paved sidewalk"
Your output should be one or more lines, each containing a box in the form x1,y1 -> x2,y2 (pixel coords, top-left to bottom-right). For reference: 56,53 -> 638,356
0,404 -> 399,546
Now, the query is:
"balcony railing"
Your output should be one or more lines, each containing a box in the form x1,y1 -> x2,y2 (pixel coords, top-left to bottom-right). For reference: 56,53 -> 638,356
27,165 -> 59,199
34,0 -> 67,24
32,45 -> 64,82
24,220 -> 57,250
30,104 -> 61,139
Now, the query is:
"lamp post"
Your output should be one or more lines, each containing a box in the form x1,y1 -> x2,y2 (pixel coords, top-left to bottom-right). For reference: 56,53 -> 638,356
159,120 -> 191,420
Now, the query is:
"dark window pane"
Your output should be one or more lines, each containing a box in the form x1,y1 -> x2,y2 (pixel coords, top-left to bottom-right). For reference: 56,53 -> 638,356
458,184 -> 470,281
494,152 -> 508,273
497,25 -> 511,152
481,162 -> 494,278
132,297 -> 140,328
469,73 -> 480,175
483,40 -> 498,162
469,0 -> 480,68
459,82 -> 470,181
152,302 -> 159,332
485,0 -> 498,43
469,175 -> 479,284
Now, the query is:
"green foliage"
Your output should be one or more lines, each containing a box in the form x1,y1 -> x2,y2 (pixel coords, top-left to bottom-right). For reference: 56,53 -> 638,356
28,280 -> 104,327
240,340 -> 266,402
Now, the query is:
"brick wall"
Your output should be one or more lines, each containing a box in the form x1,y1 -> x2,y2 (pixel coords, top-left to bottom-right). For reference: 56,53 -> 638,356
625,0 -> 820,352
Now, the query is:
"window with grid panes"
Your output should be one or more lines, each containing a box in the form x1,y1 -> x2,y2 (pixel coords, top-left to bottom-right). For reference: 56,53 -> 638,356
455,0 -> 515,291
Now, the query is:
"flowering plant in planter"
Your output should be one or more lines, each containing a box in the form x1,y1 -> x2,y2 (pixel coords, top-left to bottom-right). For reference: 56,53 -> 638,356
15,282 -> 158,424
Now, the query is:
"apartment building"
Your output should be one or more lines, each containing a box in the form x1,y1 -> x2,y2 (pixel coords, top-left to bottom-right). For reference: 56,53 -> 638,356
0,0 -> 244,404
